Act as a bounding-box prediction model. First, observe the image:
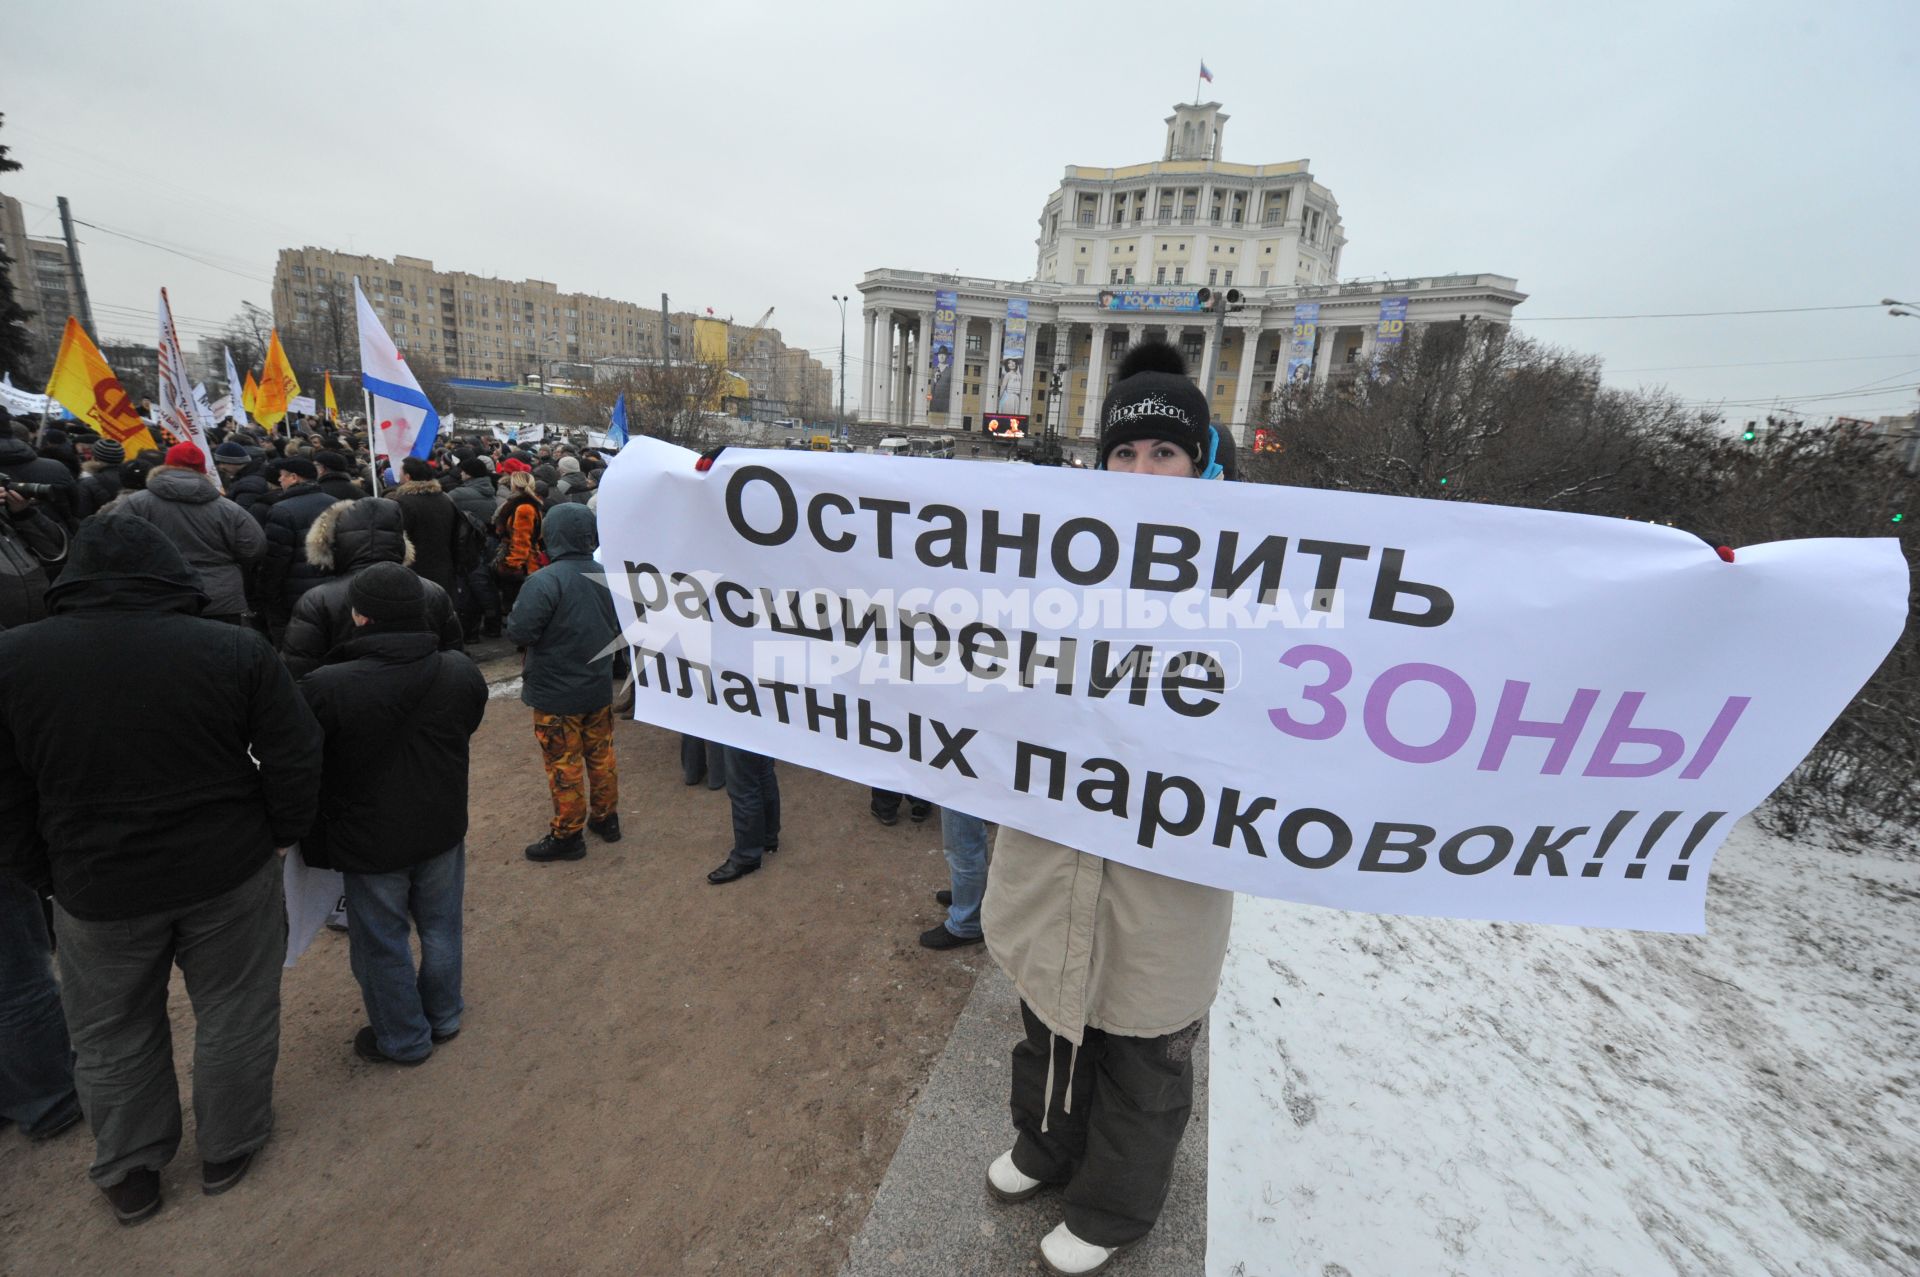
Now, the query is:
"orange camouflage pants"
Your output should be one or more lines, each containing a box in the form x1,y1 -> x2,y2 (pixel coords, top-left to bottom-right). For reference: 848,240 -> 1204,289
533,706 -> 618,837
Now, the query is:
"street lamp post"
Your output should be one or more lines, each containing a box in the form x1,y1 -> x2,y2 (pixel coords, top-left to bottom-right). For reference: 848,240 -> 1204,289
831,294 -> 850,422
1884,298 -> 1917,318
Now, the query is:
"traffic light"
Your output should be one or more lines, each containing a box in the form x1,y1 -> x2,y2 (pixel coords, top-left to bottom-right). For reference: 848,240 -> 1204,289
1741,422 -> 1757,442
1894,512 -> 1906,524
1438,477 -> 1449,485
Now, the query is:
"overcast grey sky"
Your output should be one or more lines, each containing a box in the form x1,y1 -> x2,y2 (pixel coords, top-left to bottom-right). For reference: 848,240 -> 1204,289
5,0 -> 1917,420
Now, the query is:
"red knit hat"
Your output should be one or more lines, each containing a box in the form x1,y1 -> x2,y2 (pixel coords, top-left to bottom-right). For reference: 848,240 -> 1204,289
165,441 -> 206,470
498,457 -> 532,474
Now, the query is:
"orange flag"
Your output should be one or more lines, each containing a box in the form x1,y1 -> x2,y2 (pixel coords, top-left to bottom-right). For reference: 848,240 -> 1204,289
44,317 -> 158,455
255,330 -> 301,430
243,371 -> 259,415
324,371 -> 338,420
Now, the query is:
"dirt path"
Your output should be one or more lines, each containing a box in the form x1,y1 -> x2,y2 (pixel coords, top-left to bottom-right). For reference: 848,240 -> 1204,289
0,704 -> 979,1276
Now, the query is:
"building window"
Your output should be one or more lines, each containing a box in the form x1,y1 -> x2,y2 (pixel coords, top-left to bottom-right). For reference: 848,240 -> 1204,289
1224,270 -> 1233,285
1173,267 -> 1184,283
1208,269 -> 1217,285
1076,268 -> 1086,284
1156,266 -> 1166,284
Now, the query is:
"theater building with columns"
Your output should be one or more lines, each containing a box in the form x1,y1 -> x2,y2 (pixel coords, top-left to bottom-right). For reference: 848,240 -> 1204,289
858,102 -> 1526,443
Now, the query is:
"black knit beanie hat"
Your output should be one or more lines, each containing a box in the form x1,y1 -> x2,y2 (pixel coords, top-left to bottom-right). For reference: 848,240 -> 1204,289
350,561 -> 425,629
1096,342 -> 1216,472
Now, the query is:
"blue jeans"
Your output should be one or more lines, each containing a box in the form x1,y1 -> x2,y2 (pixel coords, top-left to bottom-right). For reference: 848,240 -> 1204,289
0,873 -> 79,1135
940,809 -> 989,938
725,750 -> 780,869
343,843 -> 465,1062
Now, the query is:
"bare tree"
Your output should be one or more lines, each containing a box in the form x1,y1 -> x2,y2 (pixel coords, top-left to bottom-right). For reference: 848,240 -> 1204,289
579,358 -> 734,450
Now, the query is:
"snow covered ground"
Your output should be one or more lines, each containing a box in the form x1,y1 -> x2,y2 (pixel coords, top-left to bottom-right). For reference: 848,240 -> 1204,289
1207,817 -> 1920,1276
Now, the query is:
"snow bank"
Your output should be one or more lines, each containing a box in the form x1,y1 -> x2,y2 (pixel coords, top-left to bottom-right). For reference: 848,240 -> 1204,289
1207,817 -> 1920,1276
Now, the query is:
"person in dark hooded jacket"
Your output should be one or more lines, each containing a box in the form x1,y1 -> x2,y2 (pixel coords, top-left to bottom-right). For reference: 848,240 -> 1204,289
505,503 -> 621,862
253,459 -> 338,635
0,514 -> 322,1225
0,431 -> 85,530
280,497 -> 464,679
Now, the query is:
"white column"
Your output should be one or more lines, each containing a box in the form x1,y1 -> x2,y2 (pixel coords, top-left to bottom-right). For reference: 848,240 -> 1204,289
1312,322 -> 1338,384
1199,323 -> 1220,421
862,309 -> 878,419
1081,322 -> 1109,438
1229,324 -> 1263,445
1018,318 -> 1038,421
875,307 -> 894,424
945,314 -> 966,424
984,317 -> 1005,416
912,310 -> 933,427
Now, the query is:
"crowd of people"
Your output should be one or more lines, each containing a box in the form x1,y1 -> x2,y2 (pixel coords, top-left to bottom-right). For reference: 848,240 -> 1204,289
1,340 -> 1232,1276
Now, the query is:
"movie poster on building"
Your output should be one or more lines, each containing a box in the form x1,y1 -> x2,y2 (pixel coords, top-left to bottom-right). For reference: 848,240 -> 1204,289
929,289 -> 957,413
999,300 -> 1029,413
1376,296 -> 1409,355
1285,303 -> 1320,383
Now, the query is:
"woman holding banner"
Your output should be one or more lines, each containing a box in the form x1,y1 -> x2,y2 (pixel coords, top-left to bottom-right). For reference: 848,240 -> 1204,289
982,342 -> 1231,1276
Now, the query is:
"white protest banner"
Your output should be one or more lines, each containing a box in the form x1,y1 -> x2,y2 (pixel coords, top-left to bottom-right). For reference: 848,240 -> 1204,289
289,394 -> 317,416
156,288 -> 216,477
0,373 -> 67,419
596,437 -> 1907,933
282,846 -> 343,968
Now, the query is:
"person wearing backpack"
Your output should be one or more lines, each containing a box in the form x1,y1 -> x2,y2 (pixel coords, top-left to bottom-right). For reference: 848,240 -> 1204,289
447,456 -> 501,640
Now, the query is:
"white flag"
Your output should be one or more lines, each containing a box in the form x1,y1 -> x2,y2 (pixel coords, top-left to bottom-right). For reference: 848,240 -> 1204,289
224,347 -> 251,429
156,288 -> 216,477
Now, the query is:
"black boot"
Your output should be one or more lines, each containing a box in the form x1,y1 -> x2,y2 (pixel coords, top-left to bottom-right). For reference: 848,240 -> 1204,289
587,814 -> 622,843
525,832 -> 586,862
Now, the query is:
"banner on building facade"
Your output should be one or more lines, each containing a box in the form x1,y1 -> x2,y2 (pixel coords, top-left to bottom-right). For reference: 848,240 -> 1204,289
998,300 -> 1029,414
1375,296 -> 1409,355
1285,302 -> 1320,384
595,436 -> 1908,933
1099,287 -> 1205,313
929,289 -> 957,414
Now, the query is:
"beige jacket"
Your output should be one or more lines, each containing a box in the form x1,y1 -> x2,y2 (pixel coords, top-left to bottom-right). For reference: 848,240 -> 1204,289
983,824 -> 1235,1047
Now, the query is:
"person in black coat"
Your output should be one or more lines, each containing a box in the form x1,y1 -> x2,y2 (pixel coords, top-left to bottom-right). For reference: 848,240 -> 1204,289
0,514 -> 322,1223
216,443 -> 274,519
252,459 -> 338,635
389,457 -> 461,595
299,562 -> 487,1065
280,497 -> 464,678
0,433 -> 85,531
313,451 -> 364,502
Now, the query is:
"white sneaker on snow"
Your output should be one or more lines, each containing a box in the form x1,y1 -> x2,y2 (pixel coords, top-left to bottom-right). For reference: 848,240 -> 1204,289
1039,1221 -> 1121,1275
986,1149 -> 1044,1202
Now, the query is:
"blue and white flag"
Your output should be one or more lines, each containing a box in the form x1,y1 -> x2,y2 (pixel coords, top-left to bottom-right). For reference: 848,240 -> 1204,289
354,278 -> 441,464
607,392 -> 629,449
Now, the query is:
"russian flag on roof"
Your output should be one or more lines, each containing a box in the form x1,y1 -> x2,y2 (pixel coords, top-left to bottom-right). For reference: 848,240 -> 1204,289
354,278 -> 441,463
1199,61 -> 1213,82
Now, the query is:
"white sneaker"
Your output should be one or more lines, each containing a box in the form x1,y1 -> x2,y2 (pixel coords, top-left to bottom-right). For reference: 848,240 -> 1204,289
1039,1222 -> 1121,1276
986,1149 -> 1045,1202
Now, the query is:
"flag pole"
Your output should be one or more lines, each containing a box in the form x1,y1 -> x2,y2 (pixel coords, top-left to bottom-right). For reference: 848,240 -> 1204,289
1194,63 -> 1201,104
364,385 -> 381,497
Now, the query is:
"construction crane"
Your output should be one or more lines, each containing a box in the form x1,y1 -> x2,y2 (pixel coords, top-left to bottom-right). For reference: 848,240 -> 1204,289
751,306 -> 774,330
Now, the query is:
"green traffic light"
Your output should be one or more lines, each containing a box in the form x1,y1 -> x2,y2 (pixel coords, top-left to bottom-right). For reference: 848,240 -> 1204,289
1439,477 -> 1449,485
1741,430 -> 1756,441
1895,513 -> 1906,524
